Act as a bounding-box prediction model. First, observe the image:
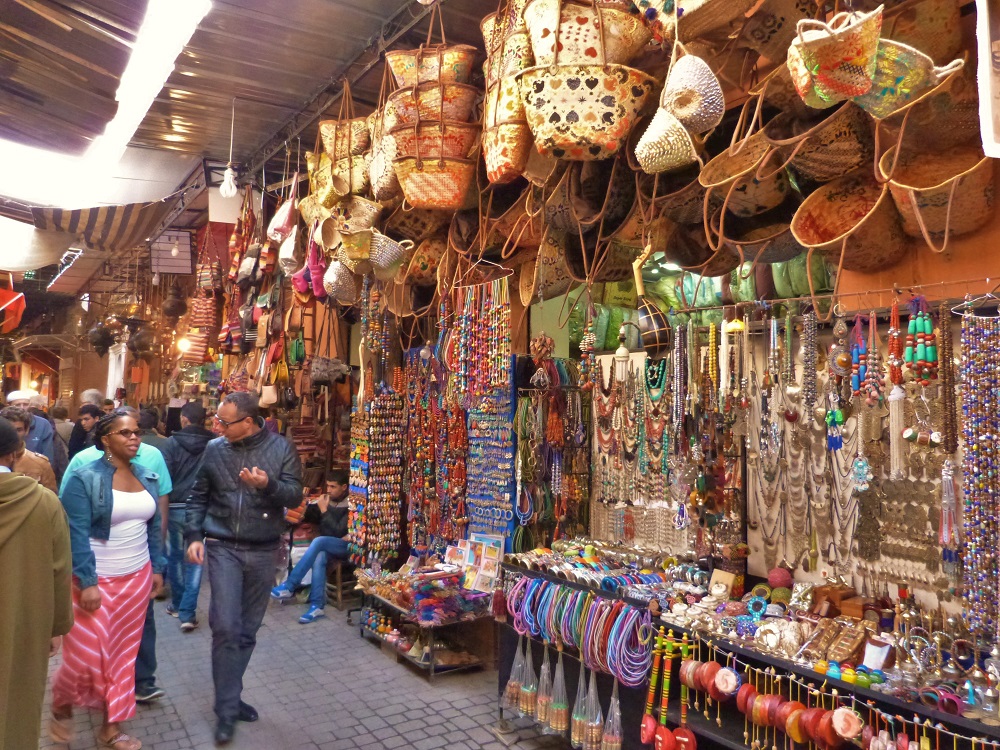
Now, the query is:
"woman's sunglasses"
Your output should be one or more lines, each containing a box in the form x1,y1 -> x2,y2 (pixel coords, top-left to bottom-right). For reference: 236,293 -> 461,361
107,428 -> 145,439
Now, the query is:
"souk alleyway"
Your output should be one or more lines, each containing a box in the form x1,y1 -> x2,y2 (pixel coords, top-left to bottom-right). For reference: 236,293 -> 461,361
37,585 -> 566,750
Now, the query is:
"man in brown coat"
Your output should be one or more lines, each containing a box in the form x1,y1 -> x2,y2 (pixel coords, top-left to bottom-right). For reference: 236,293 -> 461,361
1,406 -> 57,492
0,416 -> 73,749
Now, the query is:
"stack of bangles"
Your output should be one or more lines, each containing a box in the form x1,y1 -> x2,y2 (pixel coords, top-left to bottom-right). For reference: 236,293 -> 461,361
506,576 -> 653,687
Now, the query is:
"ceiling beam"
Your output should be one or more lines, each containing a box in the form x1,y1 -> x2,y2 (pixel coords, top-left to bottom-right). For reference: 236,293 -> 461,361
243,0 -> 444,178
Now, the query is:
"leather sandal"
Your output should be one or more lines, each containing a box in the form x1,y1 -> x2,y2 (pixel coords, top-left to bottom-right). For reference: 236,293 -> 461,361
98,731 -> 142,750
49,711 -> 74,744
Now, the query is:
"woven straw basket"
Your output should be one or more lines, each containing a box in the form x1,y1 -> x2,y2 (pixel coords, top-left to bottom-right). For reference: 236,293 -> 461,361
384,207 -> 451,243
385,44 -> 477,88
387,121 -> 479,160
660,54 -> 724,134
336,229 -> 374,275
740,0 -> 814,62
369,232 -> 414,282
852,39 -> 963,120
401,235 -> 447,286
523,0 -> 651,66
881,0 -> 962,66
876,65 -> 980,175
878,144 -> 994,253
714,198 -> 805,265
637,163 -> 718,225
322,261 -> 359,305
675,0 -> 758,43
790,172 -> 906,275
634,107 -> 701,174
517,64 -> 656,160
788,7 -> 883,105
761,103 -> 874,184
393,156 -> 477,211
319,118 -> 370,161
383,83 -> 479,131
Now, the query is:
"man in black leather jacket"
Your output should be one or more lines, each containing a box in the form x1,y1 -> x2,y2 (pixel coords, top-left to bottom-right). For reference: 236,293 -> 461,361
185,392 -> 302,746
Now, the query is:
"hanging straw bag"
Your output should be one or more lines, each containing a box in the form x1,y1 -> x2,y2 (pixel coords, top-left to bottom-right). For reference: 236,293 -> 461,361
517,6 -> 655,161
739,0 -> 814,62
878,143 -> 994,253
760,102 -> 874,184
319,80 -> 370,161
674,0 -> 758,43
384,206 -> 451,243
518,228 -> 574,306
523,0 -> 651,66
714,196 -> 805,265
875,65 -> 980,181
660,51 -> 725,134
385,4 -> 477,87
881,0 -> 962,66
851,39 -> 964,120
790,171 -> 906,277
369,232 -> 414,282
483,6 -> 535,185
699,129 -> 789,252
322,261 -> 359,306
305,145 -> 348,209
787,7 -> 883,106
369,68 -> 402,202
400,234 -> 447,286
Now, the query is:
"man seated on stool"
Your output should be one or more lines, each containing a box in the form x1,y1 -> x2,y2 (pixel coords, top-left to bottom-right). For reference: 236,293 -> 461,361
270,469 -> 350,624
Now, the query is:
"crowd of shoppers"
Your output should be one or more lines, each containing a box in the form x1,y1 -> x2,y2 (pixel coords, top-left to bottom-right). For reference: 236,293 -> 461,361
0,388 -> 307,749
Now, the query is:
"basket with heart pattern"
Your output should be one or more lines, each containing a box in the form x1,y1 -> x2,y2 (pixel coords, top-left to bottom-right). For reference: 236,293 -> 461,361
517,64 -> 656,160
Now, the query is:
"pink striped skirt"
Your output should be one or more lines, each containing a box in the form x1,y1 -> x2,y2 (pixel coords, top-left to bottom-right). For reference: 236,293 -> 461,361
51,562 -> 151,723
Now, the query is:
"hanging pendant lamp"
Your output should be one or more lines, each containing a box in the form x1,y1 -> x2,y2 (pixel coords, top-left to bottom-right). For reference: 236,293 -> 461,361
220,98 -> 239,198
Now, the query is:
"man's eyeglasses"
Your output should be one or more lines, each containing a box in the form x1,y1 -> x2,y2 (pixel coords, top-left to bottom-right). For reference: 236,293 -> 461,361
213,414 -> 249,427
108,428 -> 145,439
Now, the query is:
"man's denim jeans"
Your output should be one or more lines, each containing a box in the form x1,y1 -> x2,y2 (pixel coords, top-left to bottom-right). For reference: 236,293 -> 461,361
206,541 -> 276,723
285,536 -> 349,609
167,507 -> 203,623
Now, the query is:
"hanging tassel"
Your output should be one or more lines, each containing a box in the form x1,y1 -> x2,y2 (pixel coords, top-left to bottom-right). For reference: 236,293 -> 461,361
940,459 -> 958,547
719,322 -> 730,408
888,384 -> 906,479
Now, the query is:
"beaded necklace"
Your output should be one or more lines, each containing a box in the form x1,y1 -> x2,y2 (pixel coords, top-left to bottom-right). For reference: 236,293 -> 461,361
960,307 -> 1000,637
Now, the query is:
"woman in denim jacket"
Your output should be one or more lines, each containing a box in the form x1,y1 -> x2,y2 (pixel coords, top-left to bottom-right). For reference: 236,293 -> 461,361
50,410 -> 165,750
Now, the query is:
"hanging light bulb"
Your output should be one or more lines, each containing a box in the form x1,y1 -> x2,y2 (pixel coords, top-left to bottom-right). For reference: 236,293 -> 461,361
220,166 -> 238,198
419,341 -> 432,362
152,272 -> 160,286
171,239 -> 179,257
218,97 -> 239,198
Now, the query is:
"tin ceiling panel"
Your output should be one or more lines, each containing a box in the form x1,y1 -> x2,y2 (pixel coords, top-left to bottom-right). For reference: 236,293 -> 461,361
0,0 -> 143,154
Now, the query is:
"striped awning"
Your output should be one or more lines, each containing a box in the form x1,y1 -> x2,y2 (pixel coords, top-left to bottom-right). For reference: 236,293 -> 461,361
30,198 -> 174,253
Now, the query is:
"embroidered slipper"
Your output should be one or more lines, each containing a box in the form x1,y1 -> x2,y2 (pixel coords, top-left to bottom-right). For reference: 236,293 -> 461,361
98,731 -> 142,750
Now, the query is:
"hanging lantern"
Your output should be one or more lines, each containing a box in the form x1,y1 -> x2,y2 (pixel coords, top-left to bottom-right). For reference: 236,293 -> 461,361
162,285 -> 188,319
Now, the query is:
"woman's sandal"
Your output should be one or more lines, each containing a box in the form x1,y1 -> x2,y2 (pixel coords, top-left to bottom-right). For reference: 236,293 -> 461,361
98,731 -> 142,750
49,711 -> 74,744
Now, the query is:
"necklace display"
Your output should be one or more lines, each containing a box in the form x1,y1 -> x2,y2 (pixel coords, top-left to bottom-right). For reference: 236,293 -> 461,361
364,367 -> 406,562
403,349 -> 468,556
453,277 -> 511,404
514,339 -> 590,550
960,305 -> 1000,638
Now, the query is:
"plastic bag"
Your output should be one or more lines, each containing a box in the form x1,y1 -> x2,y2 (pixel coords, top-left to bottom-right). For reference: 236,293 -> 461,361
504,635 -> 526,713
536,645 -> 553,726
547,648 -> 570,736
519,641 -> 538,717
583,669 -> 604,750
601,680 -> 622,750
571,667 -> 589,748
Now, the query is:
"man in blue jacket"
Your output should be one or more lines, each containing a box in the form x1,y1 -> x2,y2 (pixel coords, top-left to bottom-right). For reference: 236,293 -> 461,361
186,391 -> 302,746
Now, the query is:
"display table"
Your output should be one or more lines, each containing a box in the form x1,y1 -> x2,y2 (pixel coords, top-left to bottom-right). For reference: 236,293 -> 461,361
360,590 -> 494,681
498,564 -> 1000,750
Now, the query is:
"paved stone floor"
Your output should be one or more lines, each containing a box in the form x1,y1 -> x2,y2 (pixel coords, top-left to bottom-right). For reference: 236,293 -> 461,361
37,586 -> 569,750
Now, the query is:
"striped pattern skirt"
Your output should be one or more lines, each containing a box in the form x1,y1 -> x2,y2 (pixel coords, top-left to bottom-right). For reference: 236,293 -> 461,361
51,562 -> 151,722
